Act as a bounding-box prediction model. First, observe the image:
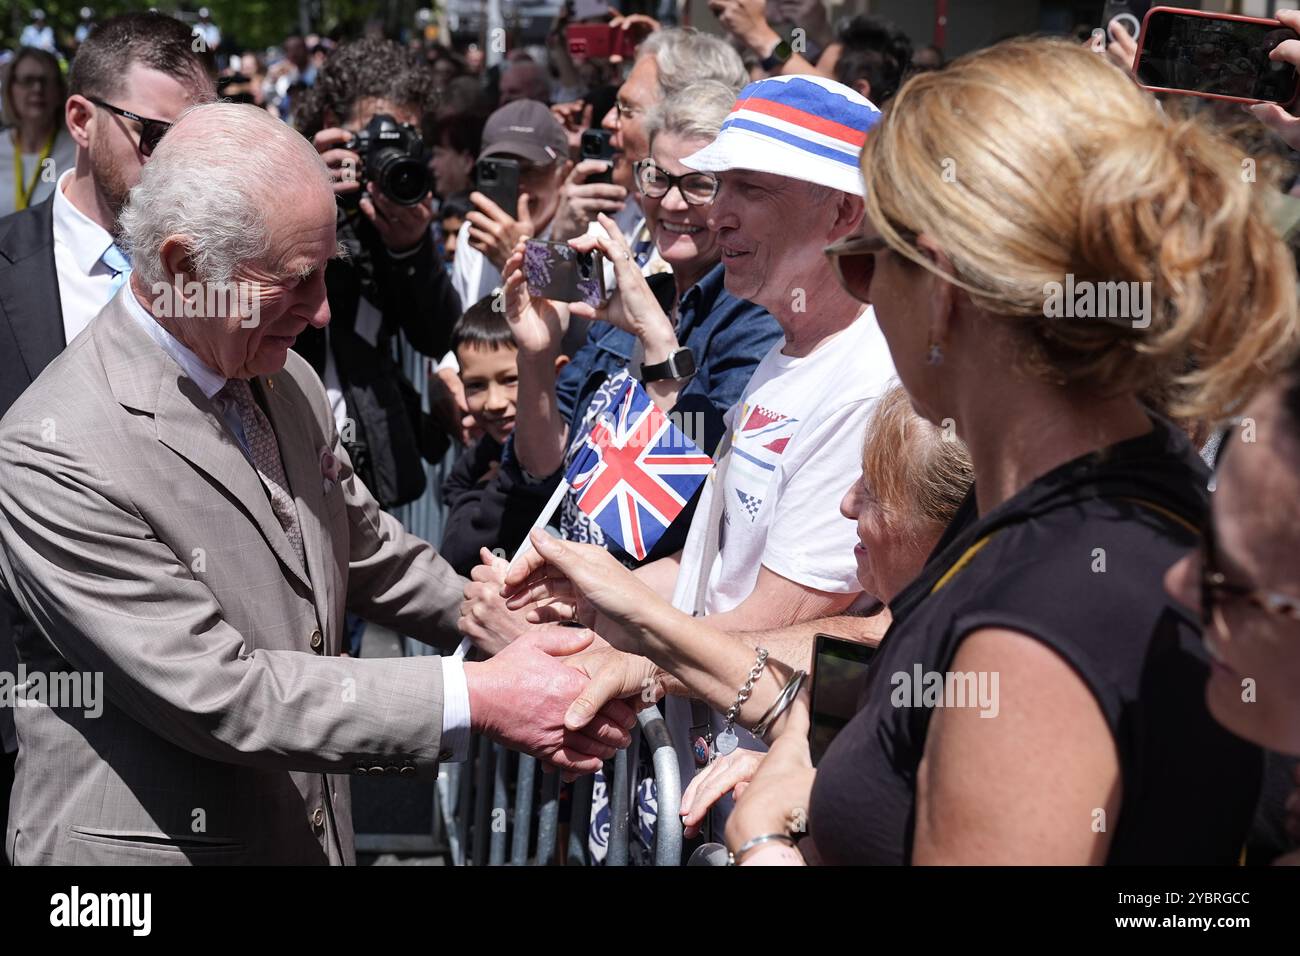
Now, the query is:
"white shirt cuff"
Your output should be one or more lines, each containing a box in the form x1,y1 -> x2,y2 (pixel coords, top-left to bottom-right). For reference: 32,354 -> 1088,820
440,656 -> 472,762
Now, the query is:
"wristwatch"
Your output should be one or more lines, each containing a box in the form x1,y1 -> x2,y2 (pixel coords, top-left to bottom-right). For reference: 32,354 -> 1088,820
760,38 -> 793,72
641,347 -> 697,384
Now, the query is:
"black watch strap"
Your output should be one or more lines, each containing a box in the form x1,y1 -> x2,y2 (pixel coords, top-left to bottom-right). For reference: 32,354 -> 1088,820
761,39 -> 793,72
641,347 -> 696,384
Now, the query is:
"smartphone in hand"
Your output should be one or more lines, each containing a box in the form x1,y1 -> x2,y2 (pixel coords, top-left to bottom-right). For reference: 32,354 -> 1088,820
475,158 -> 521,215
1135,5 -> 1300,105
524,239 -> 607,308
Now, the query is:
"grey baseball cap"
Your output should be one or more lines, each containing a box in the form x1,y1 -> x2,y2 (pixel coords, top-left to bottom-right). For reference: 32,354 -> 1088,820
479,99 -> 569,166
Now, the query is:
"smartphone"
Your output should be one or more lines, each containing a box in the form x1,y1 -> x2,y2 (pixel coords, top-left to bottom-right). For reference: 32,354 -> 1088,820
1135,6 -> 1300,106
475,158 -> 520,215
808,633 -> 877,767
580,128 -> 616,185
566,24 -> 633,59
523,239 -> 607,307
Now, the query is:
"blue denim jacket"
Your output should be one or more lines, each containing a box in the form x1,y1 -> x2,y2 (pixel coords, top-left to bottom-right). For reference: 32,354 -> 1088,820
503,260 -> 783,562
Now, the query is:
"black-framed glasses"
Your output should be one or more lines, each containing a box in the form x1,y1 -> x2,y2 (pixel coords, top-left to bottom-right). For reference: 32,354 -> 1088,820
89,98 -> 172,156
1200,421 -> 1300,630
633,159 -> 718,206
823,225 -> 919,304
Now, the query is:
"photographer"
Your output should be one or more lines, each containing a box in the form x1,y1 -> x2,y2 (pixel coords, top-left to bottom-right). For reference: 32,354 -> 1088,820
295,37 -> 461,509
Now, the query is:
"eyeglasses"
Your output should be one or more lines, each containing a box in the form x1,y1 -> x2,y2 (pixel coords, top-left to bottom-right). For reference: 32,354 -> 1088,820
823,225 -> 919,304
633,159 -> 718,206
614,99 -> 643,120
1200,423 -> 1300,631
89,98 -> 173,156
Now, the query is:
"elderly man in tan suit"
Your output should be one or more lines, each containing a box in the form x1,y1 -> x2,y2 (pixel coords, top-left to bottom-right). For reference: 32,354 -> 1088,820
0,103 -> 633,865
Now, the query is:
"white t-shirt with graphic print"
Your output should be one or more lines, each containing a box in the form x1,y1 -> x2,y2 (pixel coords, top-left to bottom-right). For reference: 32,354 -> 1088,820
676,305 -> 897,617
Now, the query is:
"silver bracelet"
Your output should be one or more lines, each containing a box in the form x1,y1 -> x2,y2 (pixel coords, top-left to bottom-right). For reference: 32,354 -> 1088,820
729,832 -> 795,865
716,647 -> 768,756
751,669 -> 807,741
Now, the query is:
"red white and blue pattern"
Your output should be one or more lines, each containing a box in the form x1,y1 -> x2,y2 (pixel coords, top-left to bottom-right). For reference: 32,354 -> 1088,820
681,74 -> 881,197
565,371 -> 713,561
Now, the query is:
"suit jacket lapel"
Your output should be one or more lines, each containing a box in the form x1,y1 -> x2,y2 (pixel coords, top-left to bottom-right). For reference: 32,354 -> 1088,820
0,198 -> 65,384
95,295 -> 311,591
260,376 -> 333,628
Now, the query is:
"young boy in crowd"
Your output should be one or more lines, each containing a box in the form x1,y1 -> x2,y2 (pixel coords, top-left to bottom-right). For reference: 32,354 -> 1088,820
439,294 -> 564,576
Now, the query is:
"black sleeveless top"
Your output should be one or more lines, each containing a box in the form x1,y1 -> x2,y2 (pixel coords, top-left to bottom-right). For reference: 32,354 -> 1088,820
809,417 -> 1261,864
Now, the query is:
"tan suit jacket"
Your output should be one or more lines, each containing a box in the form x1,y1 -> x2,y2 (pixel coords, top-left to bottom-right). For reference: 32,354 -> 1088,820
0,290 -> 466,864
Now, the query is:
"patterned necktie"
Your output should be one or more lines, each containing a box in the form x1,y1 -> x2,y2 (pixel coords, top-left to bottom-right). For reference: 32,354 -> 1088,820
100,243 -> 131,299
220,378 -> 306,570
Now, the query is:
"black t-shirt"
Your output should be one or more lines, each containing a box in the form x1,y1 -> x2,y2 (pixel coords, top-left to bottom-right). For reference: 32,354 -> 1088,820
809,416 -> 1262,864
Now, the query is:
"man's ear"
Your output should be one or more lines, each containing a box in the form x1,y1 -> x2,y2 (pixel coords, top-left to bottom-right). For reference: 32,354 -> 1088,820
854,78 -> 872,100
158,235 -> 196,288
831,192 -> 865,242
66,95 -> 95,150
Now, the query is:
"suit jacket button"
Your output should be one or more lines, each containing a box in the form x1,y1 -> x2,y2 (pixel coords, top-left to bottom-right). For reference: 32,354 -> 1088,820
309,629 -> 323,651
400,766 -> 416,776
312,807 -> 325,827
353,765 -> 367,775
367,766 -> 385,775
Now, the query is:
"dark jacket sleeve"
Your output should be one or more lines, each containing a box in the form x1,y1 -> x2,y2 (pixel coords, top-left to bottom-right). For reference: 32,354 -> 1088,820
374,235 -> 462,358
441,437 -> 559,576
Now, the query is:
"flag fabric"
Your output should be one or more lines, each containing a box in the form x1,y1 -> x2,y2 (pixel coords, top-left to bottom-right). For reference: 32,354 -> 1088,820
564,371 -> 713,560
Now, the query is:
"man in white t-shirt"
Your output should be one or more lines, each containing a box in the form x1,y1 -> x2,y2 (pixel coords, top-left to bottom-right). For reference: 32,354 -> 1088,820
602,74 -> 892,805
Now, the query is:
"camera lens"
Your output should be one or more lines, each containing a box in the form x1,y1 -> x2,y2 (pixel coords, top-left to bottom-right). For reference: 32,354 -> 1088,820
373,150 -> 430,205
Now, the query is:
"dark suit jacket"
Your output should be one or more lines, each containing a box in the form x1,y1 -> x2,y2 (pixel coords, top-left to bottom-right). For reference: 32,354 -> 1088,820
0,197 -> 63,754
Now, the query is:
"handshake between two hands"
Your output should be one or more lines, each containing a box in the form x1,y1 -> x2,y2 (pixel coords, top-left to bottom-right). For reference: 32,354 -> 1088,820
457,532 -> 672,781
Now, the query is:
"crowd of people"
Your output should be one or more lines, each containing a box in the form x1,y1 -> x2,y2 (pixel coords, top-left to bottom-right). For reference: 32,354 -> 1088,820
0,2 -> 1299,868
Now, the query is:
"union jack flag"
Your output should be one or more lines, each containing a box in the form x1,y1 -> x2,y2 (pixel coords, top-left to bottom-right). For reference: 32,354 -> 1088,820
565,372 -> 714,560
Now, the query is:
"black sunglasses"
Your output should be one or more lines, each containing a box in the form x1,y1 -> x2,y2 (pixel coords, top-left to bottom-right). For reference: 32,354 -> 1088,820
90,98 -> 172,156
823,224 -> 920,305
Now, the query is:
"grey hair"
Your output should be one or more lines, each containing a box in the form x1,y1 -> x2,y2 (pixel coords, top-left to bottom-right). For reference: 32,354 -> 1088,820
644,80 -> 737,150
119,102 -> 333,290
639,28 -> 748,99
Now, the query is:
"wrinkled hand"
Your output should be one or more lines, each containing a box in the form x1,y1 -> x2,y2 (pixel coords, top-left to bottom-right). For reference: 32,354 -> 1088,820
568,213 -> 676,355
680,748 -> 765,838
465,625 -> 637,779
458,547 -> 532,656
467,191 -> 536,272
551,160 -> 629,241
1252,9 -> 1300,150
724,696 -> 815,854
562,644 -> 667,731
608,13 -> 661,62
502,239 -> 570,359
502,528 -> 668,652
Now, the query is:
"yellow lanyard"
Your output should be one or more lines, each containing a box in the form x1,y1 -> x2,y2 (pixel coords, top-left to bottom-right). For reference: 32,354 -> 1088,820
13,129 -> 56,212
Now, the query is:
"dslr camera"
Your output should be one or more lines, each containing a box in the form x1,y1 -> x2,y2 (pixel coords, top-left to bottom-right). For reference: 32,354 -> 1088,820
345,113 -> 431,205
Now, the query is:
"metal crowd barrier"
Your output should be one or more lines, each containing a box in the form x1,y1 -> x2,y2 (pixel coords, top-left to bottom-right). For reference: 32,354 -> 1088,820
438,706 -> 682,866
386,333 -> 684,864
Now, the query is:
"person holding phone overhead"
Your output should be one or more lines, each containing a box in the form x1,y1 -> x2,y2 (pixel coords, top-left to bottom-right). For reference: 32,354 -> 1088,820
451,100 -> 572,313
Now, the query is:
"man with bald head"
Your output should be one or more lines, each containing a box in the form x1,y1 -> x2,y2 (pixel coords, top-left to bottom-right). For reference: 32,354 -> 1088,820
0,103 -> 634,865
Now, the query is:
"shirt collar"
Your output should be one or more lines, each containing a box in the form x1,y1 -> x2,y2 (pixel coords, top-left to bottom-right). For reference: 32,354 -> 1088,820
120,284 -> 228,400
51,169 -> 117,277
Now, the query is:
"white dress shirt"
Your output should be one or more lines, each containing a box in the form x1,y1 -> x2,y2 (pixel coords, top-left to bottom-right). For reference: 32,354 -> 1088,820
119,289 -> 472,760
51,170 -> 127,346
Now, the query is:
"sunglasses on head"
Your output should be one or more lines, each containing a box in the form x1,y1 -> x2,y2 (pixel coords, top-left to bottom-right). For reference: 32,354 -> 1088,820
89,98 -> 172,156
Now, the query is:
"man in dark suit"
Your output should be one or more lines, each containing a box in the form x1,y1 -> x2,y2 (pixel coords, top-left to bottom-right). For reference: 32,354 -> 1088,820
0,12 -> 215,861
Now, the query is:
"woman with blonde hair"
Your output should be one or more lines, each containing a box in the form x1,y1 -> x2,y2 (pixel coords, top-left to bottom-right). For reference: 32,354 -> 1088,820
505,37 -> 1299,865
720,36 -> 1300,864
1,47 -> 75,216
